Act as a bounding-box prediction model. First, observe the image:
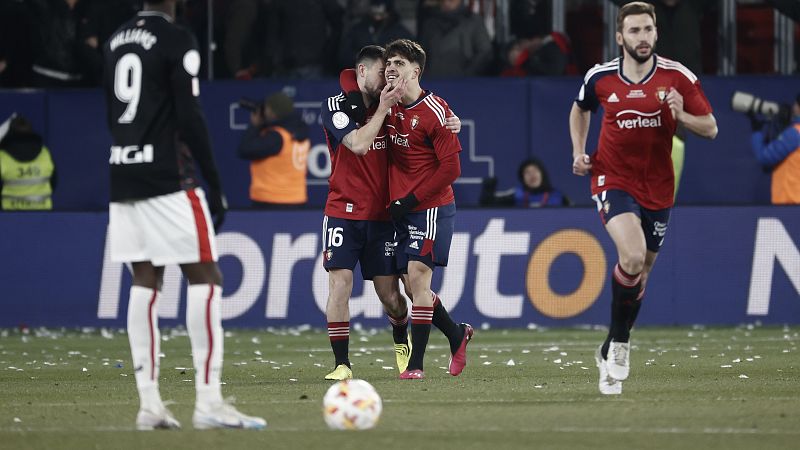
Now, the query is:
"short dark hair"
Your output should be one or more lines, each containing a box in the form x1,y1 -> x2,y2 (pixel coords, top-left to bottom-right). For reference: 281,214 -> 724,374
616,2 -> 656,32
384,39 -> 426,74
355,45 -> 386,69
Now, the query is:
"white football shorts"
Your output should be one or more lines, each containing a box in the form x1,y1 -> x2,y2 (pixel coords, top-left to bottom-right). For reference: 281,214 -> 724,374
109,187 -> 218,266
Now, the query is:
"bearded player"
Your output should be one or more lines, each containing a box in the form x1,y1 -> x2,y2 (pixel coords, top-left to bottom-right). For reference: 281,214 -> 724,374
569,2 -> 717,394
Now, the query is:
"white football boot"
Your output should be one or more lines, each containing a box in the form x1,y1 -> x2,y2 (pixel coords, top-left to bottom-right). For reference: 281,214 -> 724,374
606,340 -> 631,381
193,401 -> 267,430
595,345 -> 622,395
136,405 -> 181,430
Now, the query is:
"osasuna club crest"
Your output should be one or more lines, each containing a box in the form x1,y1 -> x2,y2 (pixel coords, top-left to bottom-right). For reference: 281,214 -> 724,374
656,87 -> 668,103
411,115 -> 419,130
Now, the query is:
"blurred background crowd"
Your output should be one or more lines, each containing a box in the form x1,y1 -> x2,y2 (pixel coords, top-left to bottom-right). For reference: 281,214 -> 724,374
1,0 -> 798,89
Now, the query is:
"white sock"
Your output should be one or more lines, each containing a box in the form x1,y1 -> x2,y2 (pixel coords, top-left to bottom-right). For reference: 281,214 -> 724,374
187,284 -> 224,408
127,285 -> 163,411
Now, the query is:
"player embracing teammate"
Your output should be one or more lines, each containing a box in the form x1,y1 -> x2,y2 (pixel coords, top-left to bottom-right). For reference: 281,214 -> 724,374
569,2 -> 717,394
383,39 -> 473,380
320,40 -> 473,381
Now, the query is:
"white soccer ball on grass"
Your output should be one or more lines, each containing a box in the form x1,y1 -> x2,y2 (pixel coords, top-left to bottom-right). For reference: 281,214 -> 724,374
322,379 -> 382,430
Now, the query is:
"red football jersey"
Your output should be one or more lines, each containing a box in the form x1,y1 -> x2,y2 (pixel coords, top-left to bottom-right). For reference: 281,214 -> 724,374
321,94 -> 390,220
575,55 -> 713,209
385,90 -> 462,210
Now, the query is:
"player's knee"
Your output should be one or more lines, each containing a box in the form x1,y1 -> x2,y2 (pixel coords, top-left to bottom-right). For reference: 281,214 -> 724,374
619,253 -> 645,275
329,270 -> 353,293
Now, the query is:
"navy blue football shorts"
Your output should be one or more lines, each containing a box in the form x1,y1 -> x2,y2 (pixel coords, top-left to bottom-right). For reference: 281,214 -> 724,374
394,202 -> 456,270
321,216 -> 397,280
592,189 -> 671,253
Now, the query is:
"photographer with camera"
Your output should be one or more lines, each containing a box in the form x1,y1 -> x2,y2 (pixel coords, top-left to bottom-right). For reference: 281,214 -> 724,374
735,91 -> 800,204
237,92 -> 310,208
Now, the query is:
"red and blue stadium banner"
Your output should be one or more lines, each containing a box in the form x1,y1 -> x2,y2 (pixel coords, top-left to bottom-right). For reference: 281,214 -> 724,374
3,207 -> 798,328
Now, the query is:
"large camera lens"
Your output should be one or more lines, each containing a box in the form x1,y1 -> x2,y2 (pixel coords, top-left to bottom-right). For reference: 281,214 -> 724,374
731,91 -> 781,116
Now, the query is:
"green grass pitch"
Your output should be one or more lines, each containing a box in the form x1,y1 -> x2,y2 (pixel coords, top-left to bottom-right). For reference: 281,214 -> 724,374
1,325 -> 798,449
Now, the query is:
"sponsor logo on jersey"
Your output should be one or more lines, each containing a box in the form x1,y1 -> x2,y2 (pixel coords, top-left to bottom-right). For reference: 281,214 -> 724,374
608,93 -> 619,103
325,249 -> 333,261
395,111 -> 404,120
615,110 -> 663,129
626,89 -> 646,99
109,144 -> 154,165
409,240 -> 419,250
346,203 -> 353,213
389,132 -> 410,148
411,115 -> 419,129
656,87 -> 667,103
369,136 -> 387,151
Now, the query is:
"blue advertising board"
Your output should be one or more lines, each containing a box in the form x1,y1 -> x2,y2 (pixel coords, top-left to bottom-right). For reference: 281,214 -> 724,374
1,75 -> 797,210
2,207 -> 798,328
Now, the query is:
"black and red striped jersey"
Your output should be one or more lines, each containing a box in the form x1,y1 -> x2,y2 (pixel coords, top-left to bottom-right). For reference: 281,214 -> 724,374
103,11 -> 222,202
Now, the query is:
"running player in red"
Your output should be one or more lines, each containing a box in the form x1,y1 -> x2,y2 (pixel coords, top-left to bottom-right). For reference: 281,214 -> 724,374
569,2 -> 717,394
104,0 -> 265,429
383,39 -> 474,380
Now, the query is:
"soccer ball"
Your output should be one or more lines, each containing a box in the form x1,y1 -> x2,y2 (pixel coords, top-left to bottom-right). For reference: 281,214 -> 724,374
322,379 -> 382,430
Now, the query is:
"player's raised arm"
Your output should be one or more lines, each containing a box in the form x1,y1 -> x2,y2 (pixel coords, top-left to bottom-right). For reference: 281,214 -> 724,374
666,87 -> 718,139
342,78 -> 405,155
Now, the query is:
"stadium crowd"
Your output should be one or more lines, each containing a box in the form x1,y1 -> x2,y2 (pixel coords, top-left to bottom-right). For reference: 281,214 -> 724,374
2,0 -> 797,88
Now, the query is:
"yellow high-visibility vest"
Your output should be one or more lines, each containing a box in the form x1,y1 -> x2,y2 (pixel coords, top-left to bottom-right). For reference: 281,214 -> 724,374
0,146 -> 54,210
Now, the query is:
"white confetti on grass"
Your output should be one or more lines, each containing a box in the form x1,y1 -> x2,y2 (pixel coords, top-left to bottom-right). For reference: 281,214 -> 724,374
13,417 -> 21,423
381,366 -> 394,370
506,359 -> 515,366
739,374 -> 749,379
721,365 -> 732,368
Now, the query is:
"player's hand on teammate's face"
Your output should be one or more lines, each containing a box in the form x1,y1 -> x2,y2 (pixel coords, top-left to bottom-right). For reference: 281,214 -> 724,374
572,154 -> 592,176
379,77 -> 405,109
445,114 -> 461,134
666,87 -> 684,120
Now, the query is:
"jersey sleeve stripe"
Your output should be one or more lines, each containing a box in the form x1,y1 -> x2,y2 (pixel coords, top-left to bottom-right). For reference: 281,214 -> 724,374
326,94 -> 345,112
583,58 -> 619,83
423,97 -> 446,126
656,58 -> 698,83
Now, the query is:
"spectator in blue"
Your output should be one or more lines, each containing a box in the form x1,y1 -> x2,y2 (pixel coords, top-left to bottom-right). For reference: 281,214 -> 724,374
338,0 -> 412,69
480,157 -> 570,207
751,93 -> 800,204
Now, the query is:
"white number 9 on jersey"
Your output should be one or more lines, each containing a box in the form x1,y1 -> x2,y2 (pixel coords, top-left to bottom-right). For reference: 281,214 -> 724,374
114,53 -> 142,124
